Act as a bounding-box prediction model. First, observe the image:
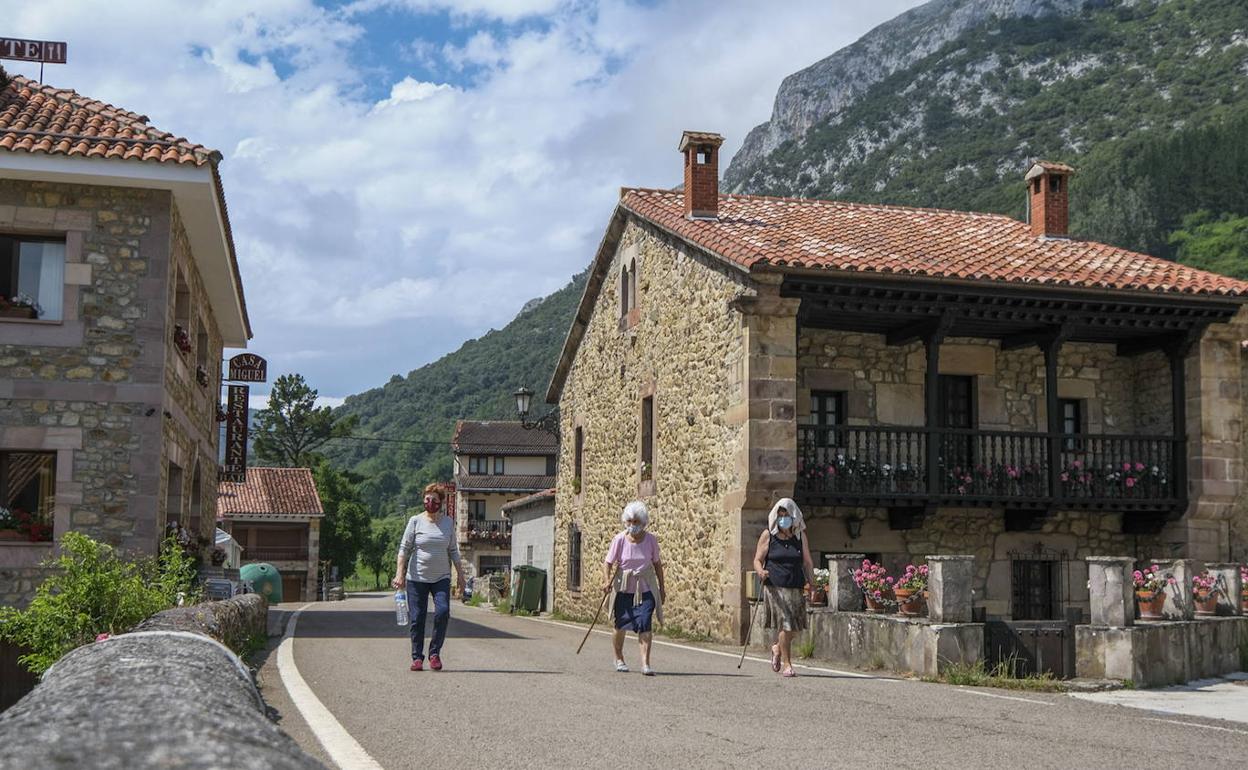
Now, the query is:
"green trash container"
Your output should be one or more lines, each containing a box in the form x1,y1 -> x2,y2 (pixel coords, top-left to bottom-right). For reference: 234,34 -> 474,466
512,565 -> 545,614
240,562 -> 283,603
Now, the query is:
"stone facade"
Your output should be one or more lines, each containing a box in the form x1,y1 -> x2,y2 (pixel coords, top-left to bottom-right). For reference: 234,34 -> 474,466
553,217 -> 761,639
0,180 -> 226,607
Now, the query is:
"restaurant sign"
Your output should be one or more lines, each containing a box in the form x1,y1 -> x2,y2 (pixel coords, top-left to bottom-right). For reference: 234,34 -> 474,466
0,38 -> 67,64
219,385 -> 249,483
228,353 -> 267,383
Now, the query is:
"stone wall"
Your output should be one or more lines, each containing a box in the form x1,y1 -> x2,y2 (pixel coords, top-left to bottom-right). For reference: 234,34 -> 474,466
553,216 -> 756,639
0,180 -> 226,607
1076,617 -> 1248,687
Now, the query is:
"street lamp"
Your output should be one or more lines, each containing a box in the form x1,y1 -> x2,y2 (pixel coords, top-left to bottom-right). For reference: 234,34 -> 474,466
513,385 -> 559,436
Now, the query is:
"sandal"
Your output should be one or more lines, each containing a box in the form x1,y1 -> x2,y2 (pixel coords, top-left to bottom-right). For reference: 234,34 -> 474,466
770,645 -> 781,672
781,666 -> 797,678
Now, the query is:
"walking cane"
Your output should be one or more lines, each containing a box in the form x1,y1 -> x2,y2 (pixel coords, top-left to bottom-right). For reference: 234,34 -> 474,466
738,573 -> 764,669
577,565 -> 619,655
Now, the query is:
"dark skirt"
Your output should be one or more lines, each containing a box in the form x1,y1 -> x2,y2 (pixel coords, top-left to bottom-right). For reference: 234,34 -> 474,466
613,591 -> 656,633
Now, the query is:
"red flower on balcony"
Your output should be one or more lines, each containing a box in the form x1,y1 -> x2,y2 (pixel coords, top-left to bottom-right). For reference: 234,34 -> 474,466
173,324 -> 193,354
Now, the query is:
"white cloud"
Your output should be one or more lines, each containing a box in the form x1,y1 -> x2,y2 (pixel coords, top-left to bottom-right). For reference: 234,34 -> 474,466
5,0 -> 922,397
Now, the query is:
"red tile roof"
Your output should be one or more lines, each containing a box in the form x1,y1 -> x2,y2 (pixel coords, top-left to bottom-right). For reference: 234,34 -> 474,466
619,188 -> 1248,298
0,75 -> 218,166
501,487 -> 556,514
454,474 -> 555,493
452,421 -> 558,456
218,468 -> 324,519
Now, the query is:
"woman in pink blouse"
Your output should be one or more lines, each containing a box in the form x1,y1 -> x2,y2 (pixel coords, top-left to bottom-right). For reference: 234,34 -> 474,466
601,500 -> 666,676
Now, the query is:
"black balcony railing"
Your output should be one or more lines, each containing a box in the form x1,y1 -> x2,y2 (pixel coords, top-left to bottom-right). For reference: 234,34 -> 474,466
797,425 -> 1181,509
466,519 -> 512,541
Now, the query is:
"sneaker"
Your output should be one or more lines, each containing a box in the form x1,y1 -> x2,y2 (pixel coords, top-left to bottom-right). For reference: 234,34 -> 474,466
615,660 -> 629,673
410,659 -> 423,672
642,665 -> 656,676
429,655 -> 443,671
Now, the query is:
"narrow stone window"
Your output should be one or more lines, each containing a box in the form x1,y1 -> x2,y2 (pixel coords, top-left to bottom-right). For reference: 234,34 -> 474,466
810,390 -> 846,448
188,462 -> 202,537
573,426 -> 584,489
1059,398 -> 1084,451
567,524 -> 582,591
165,462 -> 184,533
628,259 -> 638,310
195,317 -> 210,372
620,266 -> 630,319
641,396 -> 654,481
526,545 -> 534,566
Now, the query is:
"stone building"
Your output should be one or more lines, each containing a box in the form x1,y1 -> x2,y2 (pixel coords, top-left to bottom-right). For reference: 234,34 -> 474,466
545,130 -> 1248,641
451,420 -> 556,581
503,487 -> 556,610
0,75 -> 251,606
217,467 -> 323,603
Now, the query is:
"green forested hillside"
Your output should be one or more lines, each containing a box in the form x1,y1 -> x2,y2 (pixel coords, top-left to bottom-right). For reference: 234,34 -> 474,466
728,0 -> 1248,260
326,272 -> 586,514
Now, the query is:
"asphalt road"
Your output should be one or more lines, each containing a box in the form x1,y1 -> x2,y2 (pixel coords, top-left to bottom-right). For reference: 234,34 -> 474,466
268,593 -> 1248,769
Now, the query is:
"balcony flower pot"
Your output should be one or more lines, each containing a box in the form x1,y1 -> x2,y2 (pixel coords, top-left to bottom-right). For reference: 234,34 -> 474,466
894,587 -> 924,617
0,529 -> 22,541
806,586 -> 827,607
864,591 -> 890,613
1136,590 -> 1166,620
1193,590 -> 1218,617
1241,591 -> 1248,613
0,305 -> 37,319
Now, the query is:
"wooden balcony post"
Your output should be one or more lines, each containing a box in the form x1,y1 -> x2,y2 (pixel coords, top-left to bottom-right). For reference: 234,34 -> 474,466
923,315 -> 953,495
1167,343 -> 1188,505
1044,338 -> 1062,503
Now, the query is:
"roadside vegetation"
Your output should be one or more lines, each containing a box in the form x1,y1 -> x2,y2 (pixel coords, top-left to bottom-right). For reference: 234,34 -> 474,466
922,659 -> 1066,693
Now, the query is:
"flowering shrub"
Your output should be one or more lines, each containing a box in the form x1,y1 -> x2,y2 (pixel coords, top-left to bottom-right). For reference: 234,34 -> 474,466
943,462 -> 1043,495
1061,459 -> 1167,495
173,324 -> 193,353
894,563 -> 929,592
0,505 -> 52,542
1132,564 -> 1175,593
1192,571 -> 1217,596
812,567 -> 830,589
799,454 -> 922,491
1241,565 -> 1248,594
852,558 -> 892,600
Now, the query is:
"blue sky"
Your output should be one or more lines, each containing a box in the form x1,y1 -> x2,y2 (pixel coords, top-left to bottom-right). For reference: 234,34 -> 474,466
4,0 -> 922,407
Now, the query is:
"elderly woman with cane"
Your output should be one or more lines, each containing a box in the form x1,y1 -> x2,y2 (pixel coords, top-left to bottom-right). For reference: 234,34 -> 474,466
601,500 -> 666,676
753,498 -> 814,678
392,483 -> 465,672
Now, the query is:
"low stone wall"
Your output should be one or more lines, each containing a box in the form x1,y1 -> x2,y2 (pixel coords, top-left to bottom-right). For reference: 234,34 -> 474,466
134,593 -> 268,653
1076,617 -> 1248,688
751,608 -> 984,677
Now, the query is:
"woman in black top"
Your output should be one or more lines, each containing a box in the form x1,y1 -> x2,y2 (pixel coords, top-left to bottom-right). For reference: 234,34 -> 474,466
752,498 -> 814,678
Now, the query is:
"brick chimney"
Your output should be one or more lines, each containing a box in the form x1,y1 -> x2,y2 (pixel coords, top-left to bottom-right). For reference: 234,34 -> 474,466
679,130 -> 725,220
1025,161 -> 1075,238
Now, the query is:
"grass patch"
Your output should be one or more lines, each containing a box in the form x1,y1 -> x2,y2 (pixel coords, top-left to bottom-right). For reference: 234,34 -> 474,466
549,608 -> 592,624
657,624 -> 714,643
235,631 -> 268,661
923,659 -> 1066,692
495,599 -> 511,614
465,594 -> 484,607
867,653 -> 887,671
513,608 -> 534,617
1121,679 -> 1137,690
795,638 -> 816,659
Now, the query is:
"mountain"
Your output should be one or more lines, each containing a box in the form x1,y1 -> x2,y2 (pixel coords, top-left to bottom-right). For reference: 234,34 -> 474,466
326,272 -> 586,513
725,0 -> 1248,259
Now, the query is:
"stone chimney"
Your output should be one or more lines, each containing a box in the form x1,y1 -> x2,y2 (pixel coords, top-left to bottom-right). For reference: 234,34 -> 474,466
679,130 -> 725,220
1025,161 -> 1074,238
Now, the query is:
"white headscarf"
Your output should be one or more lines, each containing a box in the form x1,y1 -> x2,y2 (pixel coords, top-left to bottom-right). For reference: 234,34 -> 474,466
767,498 -> 805,536
621,500 -> 650,527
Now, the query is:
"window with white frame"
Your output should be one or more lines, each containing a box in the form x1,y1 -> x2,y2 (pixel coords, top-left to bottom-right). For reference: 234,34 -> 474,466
0,236 -> 65,321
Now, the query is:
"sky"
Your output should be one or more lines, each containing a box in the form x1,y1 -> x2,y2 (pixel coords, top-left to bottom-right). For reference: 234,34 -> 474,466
4,0 -> 922,408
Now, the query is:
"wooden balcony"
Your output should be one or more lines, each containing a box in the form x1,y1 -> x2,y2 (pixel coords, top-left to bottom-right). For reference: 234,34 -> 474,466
245,545 -> 309,562
466,518 -> 512,543
796,425 -> 1182,524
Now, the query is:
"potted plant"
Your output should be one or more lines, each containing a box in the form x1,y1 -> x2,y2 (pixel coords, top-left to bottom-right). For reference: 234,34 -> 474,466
0,505 -> 21,540
173,324 -> 193,354
1241,565 -> 1248,613
210,546 -> 227,567
893,563 -> 929,617
1192,572 -> 1219,616
808,567 -> 829,606
0,293 -> 40,319
1133,564 -> 1174,619
852,559 -> 892,613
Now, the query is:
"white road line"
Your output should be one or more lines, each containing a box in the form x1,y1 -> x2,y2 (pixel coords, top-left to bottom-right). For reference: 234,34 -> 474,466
466,604 -> 900,681
1140,718 -> 1248,736
956,688 -> 1053,705
277,603 -> 385,770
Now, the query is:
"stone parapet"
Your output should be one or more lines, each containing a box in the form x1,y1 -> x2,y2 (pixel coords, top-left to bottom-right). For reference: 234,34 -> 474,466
825,553 -> 865,612
1205,562 -> 1243,616
926,555 -> 974,623
1076,617 -> 1248,687
1086,557 -> 1135,627
133,594 -> 267,654
1149,558 -> 1197,620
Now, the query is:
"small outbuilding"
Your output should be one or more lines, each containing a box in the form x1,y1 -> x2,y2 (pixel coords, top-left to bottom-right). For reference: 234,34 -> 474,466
503,487 -> 555,612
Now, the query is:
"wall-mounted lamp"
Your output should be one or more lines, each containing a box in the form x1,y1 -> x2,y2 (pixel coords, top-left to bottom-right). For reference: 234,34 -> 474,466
845,515 -> 864,540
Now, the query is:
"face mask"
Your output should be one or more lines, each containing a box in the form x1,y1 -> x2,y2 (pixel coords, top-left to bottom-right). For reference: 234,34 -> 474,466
777,515 -> 794,531
627,524 -> 644,535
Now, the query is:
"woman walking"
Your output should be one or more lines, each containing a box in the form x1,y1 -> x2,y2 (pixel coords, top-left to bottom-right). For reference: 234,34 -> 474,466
392,483 -> 465,671
602,501 -> 666,676
753,498 -> 814,678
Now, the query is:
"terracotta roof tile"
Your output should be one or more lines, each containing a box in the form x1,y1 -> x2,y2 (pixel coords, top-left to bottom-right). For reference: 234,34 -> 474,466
501,487 -> 556,514
218,467 -> 324,519
0,75 -> 216,167
619,189 -> 1248,298
454,475 -> 555,493
452,421 -> 558,456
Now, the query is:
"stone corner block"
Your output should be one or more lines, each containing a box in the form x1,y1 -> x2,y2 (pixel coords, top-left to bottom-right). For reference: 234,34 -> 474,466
1086,556 -> 1135,627
925,555 -> 974,623
825,553 -> 866,612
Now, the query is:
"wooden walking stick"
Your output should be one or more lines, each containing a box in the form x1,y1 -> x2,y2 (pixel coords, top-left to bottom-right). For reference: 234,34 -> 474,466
577,565 -> 619,655
738,572 -> 764,669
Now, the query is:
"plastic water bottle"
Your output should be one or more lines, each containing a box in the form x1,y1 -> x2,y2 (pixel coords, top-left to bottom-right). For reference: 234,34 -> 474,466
394,590 -> 409,626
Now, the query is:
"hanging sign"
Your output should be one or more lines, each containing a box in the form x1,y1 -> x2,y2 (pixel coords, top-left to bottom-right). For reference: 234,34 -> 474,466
0,38 -> 67,64
219,384 -> 249,483
228,353 -> 267,383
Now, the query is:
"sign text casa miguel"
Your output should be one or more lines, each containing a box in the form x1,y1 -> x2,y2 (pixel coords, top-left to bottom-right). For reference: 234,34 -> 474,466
219,354 -> 267,483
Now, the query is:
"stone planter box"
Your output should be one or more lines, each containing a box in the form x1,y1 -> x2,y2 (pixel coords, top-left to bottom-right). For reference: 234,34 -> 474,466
1076,617 -> 1248,687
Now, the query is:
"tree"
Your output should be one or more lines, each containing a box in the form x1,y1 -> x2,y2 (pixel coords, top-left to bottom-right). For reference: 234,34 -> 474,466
253,373 -> 357,467
1168,211 -> 1248,279
360,516 -> 407,589
313,461 -> 370,581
